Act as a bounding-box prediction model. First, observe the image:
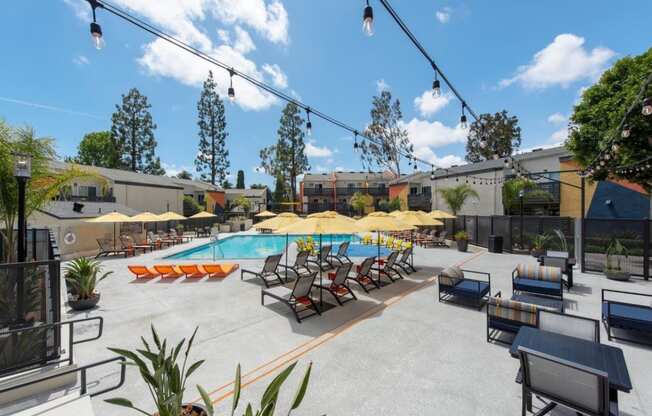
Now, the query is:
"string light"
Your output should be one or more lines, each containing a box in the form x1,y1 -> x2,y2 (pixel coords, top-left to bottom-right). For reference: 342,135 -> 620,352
306,108 -> 312,136
88,0 -> 105,50
353,131 -> 359,151
227,69 -> 235,102
362,0 -> 374,36
621,124 -> 631,138
643,98 -> 652,116
432,73 -> 441,97
460,103 -> 468,129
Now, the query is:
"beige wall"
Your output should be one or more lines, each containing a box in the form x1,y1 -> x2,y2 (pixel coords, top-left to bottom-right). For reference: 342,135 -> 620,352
113,183 -> 183,214
427,170 -> 503,215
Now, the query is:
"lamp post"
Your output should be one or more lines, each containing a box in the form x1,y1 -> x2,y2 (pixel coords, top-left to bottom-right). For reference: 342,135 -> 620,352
13,153 -> 31,325
518,189 -> 524,249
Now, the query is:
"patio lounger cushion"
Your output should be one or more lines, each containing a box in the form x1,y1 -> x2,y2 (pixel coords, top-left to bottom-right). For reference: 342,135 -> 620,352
602,302 -> 652,333
202,264 -> 239,278
515,264 -> 562,282
488,297 -> 538,326
178,265 -> 207,278
128,265 -> 160,279
513,278 -> 563,297
453,280 -> 490,297
438,266 -> 464,286
153,265 -> 184,278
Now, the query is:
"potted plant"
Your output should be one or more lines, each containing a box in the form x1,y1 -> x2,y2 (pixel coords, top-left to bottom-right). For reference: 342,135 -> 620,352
64,257 -> 112,310
604,238 -> 630,281
106,326 -> 313,416
530,233 -> 550,258
454,231 -> 469,252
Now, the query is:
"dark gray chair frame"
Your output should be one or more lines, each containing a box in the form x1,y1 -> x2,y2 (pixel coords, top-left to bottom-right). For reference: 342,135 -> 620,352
307,245 -> 333,271
261,272 -> 320,323
241,253 -> 284,288
539,255 -> 573,289
395,247 -> 416,274
517,346 -> 615,416
120,235 -> 151,255
371,251 -> 403,283
347,257 -> 379,293
315,263 -> 357,306
537,309 -> 600,343
278,250 -> 312,279
95,238 -> 132,258
328,241 -> 352,265
602,288 -> 652,346
438,269 -> 491,310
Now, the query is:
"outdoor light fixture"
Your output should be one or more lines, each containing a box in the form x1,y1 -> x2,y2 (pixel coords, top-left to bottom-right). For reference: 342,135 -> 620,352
612,143 -> 620,152
13,153 -> 32,179
306,108 -> 312,136
621,124 -> 631,138
228,69 -> 235,102
432,75 -> 441,97
362,0 -> 374,36
504,158 -> 510,168
353,131 -> 359,151
479,137 -> 487,149
643,98 -> 652,116
87,0 -> 105,50
460,104 -> 468,129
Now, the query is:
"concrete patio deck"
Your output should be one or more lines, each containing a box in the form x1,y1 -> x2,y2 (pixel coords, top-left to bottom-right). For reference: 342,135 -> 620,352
61,235 -> 652,415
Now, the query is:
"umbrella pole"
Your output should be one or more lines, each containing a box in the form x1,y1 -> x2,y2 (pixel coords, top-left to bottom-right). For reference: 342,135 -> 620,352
113,223 -> 116,250
319,234 -> 323,308
285,233 -> 289,280
411,230 -> 414,267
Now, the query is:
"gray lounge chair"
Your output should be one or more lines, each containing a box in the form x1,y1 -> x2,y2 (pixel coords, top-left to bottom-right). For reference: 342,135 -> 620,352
315,263 -> 357,306
278,250 -> 312,279
307,245 -> 333,271
95,238 -> 132,258
347,257 -> 379,293
517,346 -> 617,416
241,253 -> 284,288
120,235 -> 151,255
371,251 -> 403,283
395,247 -> 416,273
261,271 -> 320,323
328,241 -> 352,265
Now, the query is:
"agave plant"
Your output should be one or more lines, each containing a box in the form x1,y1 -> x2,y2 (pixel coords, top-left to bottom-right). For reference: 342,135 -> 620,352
106,326 -> 312,416
604,238 -> 629,272
531,233 -> 550,251
64,257 -> 112,300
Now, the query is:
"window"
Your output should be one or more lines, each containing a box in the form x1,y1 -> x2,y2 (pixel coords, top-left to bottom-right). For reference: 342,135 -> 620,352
78,185 -> 97,198
422,186 -> 432,195
410,186 -> 418,195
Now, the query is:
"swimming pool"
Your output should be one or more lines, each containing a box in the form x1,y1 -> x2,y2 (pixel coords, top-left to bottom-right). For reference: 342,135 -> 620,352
166,234 -> 391,260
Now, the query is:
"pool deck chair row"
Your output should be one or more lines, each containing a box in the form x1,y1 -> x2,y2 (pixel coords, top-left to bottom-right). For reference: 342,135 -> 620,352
128,264 -> 239,279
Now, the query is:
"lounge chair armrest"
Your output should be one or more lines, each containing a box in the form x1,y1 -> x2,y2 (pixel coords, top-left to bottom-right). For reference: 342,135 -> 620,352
602,288 -> 652,308
460,269 -> 490,278
493,291 -> 502,298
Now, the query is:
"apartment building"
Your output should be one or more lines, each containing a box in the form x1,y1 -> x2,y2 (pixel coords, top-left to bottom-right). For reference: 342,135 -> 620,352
300,171 -> 399,214
224,188 -> 269,213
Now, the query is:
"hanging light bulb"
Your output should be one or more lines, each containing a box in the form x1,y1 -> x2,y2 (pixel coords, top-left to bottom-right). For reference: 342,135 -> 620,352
353,131 -> 359,151
432,72 -> 441,97
362,0 -> 374,36
430,165 -> 435,180
612,143 -> 620,152
460,103 -> 468,129
227,70 -> 235,102
504,158 -> 511,168
621,124 -> 631,138
642,98 -> 652,116
88,0 -> 104,50
306,108 -> 312,136
479,137 -> 487,149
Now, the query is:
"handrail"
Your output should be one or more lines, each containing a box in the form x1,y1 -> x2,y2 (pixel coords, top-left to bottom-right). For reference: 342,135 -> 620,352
0,356 -> 126,398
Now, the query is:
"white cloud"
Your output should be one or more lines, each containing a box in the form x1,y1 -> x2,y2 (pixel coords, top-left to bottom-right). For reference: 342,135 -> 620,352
73,55 -> 89,66
233,26 -> 256,53
414,91 -> 453,118
547,112 -> 567,125
305,141 -> 334,158
549,127 -> 568,145
262,63 -> 288,88
162,162 -> 193,178
209,0 -> 289,45
376,79 -> 391,93
63,0 -> 90,21
413,147 -> 465,168
499,34 -> 615,89
435,8 -> 451,23
402,118 -> 468,150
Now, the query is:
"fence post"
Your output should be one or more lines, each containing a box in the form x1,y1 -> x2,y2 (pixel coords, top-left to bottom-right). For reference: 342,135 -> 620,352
644,220 -> 650,280
475,215 -> 479,245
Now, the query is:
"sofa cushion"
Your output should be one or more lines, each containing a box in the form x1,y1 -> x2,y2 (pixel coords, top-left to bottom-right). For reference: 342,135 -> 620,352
439,266 -> 464,287
516,264 -> 562,282
602,302 -> 652,333
514,278 -> 562,297
453,280 -> 490,297
488,297 -> 538,326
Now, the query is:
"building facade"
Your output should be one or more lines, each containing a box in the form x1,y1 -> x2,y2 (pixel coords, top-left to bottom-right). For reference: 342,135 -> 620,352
224,188 -> 268,213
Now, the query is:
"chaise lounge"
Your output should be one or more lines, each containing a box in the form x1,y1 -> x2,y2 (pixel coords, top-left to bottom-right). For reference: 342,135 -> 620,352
315,263 -> 357,306
437,265 -> 491,309
347,257 -> 379,293
371,251 -> 403,283
602,288 -> 652,346
261,271 -> 320,323
241,253 -> 284,288
328,241 -> 352,265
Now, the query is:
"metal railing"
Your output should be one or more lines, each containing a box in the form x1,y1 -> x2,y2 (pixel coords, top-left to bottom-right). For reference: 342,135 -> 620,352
408,194 -> 432,210
303,187 -> 334,197
68,194 -> 117,203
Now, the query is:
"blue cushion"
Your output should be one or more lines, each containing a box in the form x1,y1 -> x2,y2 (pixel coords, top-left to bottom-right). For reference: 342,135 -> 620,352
452,280 -> 490,297
514,278 -> 562,297
602,302 -> 652,333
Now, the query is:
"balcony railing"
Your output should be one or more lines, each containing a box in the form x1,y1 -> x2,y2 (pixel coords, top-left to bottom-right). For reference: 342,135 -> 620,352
306,186 -> 389,197
68,194 -> 117,203
303,187 -> 334,197
306,202 -> 352,215
528,182 -> 560,203
408,194 -> 432,211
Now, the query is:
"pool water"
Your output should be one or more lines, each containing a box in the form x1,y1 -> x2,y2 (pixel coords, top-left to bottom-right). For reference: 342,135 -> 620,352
166,234 -> 391,260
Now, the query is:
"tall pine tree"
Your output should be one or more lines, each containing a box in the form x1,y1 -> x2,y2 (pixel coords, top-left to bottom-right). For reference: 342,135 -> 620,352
110,88 -> 162,174
195,71 -> 229,186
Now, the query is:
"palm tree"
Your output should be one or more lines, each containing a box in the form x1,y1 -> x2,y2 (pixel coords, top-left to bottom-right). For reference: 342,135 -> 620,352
502,177 -> 553,214
437,184 -> 479,215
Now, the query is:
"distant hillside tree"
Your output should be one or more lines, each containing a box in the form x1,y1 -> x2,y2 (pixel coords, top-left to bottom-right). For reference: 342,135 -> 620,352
110,88 -> 161,173
175,170 -> 192,180
195,71 -> 229,185
222,179 -> 233,189
68,131 -> 120,168
360,90 -> 413,176
236,170 -> 245,189
465,110 -> 521,162
250,183 -> 266,189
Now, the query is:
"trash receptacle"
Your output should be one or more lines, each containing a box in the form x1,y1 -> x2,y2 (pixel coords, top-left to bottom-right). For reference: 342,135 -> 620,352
488,235 -> 503,253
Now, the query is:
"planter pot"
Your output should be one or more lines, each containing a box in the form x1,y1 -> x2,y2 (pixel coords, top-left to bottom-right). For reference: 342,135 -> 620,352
604,269 -> 630,281
530,248 -> 546,258
181,404 -> 208,416
456,239 -> 468,252
68,293 -> 100,311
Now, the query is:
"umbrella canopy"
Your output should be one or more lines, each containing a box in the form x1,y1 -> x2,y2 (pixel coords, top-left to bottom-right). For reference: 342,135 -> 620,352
394,210 -> 443,227
85,211 -> 132,223
255,212 -> 301,231
355,212 -> 416,232
388,210 -> 403,217
255,210 -> 277,218
127,212 -> 162,222
276,212 -> 358,235
157,211 -> 187,221
310,211 -> 355,223
189,211 -> 217,219
429,210 -> 456,219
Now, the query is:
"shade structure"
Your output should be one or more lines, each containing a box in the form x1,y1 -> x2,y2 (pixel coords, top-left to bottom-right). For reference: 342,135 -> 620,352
389,210 -> 403,217
355,212 -> 416,232
254,212 -> 301,231
189,211 -> 217,219
429,210 -> 456,219
85,211 -> 133,249
276,211 -> 358,235
393,211 -> 443,227
255,210 -> 277,218
157,211 -> 187,221
310,211 -> 355,223
127,212 -> 162,223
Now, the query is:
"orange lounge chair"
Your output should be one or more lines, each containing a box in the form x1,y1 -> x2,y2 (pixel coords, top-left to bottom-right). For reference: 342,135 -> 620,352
153,264 -> 184,279
128,265 -> 160,279
178,264 -> 208,279
201,264 -> 240,278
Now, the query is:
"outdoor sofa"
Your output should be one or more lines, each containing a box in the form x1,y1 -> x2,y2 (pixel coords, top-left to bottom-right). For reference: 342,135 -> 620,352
486,292 -> 559,344
512,264 -> 564,303
437,265 -> 491,309
602,288 -> 652,346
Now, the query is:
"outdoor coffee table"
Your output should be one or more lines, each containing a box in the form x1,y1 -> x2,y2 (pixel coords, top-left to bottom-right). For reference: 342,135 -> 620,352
510,326 -> 632,403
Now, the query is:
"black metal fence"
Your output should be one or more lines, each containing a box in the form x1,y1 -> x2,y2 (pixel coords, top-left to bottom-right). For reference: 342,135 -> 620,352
441,215 -> 575,254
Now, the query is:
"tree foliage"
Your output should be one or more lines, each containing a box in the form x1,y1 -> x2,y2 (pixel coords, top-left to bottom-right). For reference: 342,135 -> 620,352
195,71 -> 229,185
67,131 -> 120,168
110,88 -> 163,174
182,195 -> 202,217
437,185 -> 479,215
236,169 -> 245,189
175,170 -> 192,180
360,90 -> 413,176
378,197 -> 401,213
273,173 -> 287,203
567,48 -> 652,187
233,195 -> 251,213
466,110 -> 521,162
350,192 -> 372,215
502,177 -> 553,214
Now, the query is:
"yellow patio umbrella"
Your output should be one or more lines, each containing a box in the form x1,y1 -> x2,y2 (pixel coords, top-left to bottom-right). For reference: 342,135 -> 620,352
127,212 -> 162,222
394,211 -> 443,227
429,209 -> 456,219
157,211 -> 187,221
86,211 -> 133,249
389,210 -> 403,217
255,210 -> 277,218
189,211 -> 217,219
276,212 -> 360,308
355,212 -> 415,269
311,211 -> 355,223
254,212 -> 300,231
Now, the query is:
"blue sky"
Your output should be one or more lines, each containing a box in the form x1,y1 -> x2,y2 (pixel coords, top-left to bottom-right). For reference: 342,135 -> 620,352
1,1 -> 650,186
